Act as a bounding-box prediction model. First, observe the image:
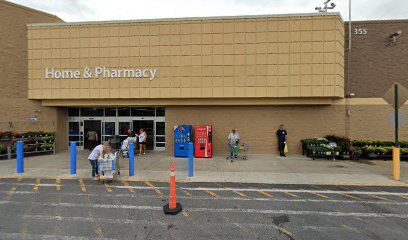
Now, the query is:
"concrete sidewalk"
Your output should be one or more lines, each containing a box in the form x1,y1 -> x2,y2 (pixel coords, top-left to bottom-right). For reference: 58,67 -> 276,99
0,150 -> 407,185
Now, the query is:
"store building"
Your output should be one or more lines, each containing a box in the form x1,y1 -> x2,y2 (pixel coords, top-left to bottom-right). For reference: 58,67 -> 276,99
2,0 -> 408,154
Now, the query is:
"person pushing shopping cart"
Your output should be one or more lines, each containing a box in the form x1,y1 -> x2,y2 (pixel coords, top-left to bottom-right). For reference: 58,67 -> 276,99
227,129 -> 250,161
228,129 -> 240,159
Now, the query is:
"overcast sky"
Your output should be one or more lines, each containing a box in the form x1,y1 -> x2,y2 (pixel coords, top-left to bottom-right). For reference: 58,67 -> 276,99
7,0 -> 408,22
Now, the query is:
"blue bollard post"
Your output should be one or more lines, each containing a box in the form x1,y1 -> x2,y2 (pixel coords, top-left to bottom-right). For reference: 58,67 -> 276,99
70,142 -> 77,175
16,141 -> 24,174
129,141 -> 134,176
188,142 -> 194,177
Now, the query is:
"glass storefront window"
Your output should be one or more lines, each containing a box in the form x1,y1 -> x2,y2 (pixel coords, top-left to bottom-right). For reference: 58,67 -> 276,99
118,107 -> 130,116
68,108 -> 79,117
156,136 -> 165,142
104,122 -> 115,136
119,122 -> 130,135
156,107 -> 165,116
81,108 -> 103,116
68,122 -> 80,135
132,107 -> 155,116
105,108 -> 117,117
67,107 -> 166,150
156,122 -> 165,135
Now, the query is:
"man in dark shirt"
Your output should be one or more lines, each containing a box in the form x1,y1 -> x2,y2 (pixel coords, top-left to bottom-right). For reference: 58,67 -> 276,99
276,124 -> 288,157
127,128 -> 135,137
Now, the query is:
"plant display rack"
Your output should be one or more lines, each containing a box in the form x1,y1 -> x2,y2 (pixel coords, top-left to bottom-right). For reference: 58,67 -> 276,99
0,131 -> 55,160
302,136 -> 408,161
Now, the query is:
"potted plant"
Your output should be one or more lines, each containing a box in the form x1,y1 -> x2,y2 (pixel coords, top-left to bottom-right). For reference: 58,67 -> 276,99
44,131 -> 55,137
1,131 -> 15,139
352,147 -> 362,155
363,146 -> 377,159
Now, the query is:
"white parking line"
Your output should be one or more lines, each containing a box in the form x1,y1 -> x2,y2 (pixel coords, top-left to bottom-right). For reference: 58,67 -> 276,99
20,214 -> 284,232
1,190 -> 408,206
21,214 -> 168,226
0,232 -> 116,240
1,182 -> 407,197
1,201 -> 407,219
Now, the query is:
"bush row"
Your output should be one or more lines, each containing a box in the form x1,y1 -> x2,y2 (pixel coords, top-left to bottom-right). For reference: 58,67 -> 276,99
0,131 -> 55,155
0,143 -> 54,155
0,131 -> 55,139
302,136 -> 407,156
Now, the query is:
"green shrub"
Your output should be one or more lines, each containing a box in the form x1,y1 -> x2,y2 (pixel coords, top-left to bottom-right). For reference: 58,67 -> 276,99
353,140 -> 396,147
305,145 -> 332,154
352,147 -> 363,155
362,146 -> 376,154
352,140 -> 368,147
44,131 -> 55,136
399,141 -> 408,148
0,145 -> 6,154
0,131 -> 15,139
325,135 -> 351,153
302,138 -> 329,145
24,145 -> 36,152
40,144 -> 54,151
362,146 -> 392,155
400,148 -> 408,155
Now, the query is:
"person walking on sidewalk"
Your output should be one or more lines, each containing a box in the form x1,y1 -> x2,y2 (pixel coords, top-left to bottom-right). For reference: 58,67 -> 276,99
88,142 -> 109,180
228,129 -> 240,159
276,124 -> 288,157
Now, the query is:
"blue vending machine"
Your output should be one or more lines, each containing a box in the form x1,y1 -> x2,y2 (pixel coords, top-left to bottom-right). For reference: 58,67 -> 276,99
174,125 -> 192,157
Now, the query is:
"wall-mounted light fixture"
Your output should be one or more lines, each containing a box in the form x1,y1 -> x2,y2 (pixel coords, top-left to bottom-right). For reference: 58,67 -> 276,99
390,30 -> 402,43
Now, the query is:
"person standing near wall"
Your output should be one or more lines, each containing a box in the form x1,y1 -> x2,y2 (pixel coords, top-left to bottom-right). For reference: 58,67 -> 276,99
276,124 -> 288,157
86,129 -> 98,151
228,129 -> 240,159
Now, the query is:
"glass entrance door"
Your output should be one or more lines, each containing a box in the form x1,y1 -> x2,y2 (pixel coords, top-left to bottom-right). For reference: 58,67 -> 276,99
67,107 -> 166,150
118,121 -> 131,142
133,120 -> 154,150
102,121 -> 116,142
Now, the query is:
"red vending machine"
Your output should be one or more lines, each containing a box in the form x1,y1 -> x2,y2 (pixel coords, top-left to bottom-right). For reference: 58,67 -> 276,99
194,125 -> 212,158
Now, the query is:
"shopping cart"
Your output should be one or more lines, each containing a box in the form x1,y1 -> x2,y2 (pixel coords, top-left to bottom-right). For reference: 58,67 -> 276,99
227,143 -> 250,162
98,152 -> 118,183
121,137 -> 136,158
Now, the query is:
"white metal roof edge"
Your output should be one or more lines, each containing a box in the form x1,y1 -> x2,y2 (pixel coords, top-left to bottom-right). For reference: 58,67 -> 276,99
27,12 -> 343,27
345,18 -> 408,24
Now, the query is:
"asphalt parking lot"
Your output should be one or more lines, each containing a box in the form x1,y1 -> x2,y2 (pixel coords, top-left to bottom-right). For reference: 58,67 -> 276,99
0,177 -> 407,240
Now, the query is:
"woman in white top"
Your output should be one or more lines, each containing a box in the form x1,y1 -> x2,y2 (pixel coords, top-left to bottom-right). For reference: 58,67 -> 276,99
138,128 -> 147,155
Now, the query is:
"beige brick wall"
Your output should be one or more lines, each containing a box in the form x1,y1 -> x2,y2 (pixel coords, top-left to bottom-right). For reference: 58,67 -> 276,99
28,13 -> 344,100
345,20 -> 408,98
165,100 -> 408,154
0,1 -> 64,150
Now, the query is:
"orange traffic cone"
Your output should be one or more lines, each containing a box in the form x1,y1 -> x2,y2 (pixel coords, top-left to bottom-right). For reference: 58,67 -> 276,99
163,162 -> 182,215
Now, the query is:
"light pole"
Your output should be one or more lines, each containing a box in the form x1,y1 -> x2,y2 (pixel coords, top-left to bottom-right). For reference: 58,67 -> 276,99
346,0 -> 352,138
315,0 -> 336,13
